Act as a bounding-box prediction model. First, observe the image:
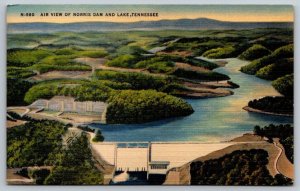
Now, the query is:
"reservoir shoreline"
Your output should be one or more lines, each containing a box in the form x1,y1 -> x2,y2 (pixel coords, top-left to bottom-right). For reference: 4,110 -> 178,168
92,58 -> 293,142
243,106 -> 293,117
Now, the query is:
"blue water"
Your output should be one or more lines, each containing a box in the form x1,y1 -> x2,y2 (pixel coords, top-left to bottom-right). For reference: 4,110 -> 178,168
91,58 -> 293,142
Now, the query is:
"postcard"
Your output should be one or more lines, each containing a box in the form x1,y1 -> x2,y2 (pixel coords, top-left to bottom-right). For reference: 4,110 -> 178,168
6,4 -> 294,185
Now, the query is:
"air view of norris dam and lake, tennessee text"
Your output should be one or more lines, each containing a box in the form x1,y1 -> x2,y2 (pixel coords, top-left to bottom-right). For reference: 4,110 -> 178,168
6,5 -> 294,185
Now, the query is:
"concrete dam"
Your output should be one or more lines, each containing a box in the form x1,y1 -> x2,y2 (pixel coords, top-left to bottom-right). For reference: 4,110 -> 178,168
92,142 -> 233,178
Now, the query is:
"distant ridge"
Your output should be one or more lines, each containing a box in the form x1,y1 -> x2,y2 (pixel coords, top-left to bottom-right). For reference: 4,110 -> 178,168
7,18 -> 293,33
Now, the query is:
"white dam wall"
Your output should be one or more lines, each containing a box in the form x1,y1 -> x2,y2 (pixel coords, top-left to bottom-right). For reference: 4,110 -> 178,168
150,143 -> 233,168
116,148 -> 148,172
92,142 -> 233,174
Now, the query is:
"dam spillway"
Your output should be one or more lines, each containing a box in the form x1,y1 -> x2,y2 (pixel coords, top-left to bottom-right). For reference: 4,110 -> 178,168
91,142 -> 233,177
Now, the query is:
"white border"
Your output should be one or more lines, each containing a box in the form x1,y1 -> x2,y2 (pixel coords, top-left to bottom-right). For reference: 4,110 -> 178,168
1,0 -> 298,191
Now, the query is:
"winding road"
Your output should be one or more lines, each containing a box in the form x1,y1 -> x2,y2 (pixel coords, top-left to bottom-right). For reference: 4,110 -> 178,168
273,138 -> 294,179
273,141 -> 282,174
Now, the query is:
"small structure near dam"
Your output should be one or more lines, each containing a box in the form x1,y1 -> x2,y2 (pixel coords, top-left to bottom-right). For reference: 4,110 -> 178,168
27,96 -> 107,124
29,96 -> 107,114
92,142 -> 233,180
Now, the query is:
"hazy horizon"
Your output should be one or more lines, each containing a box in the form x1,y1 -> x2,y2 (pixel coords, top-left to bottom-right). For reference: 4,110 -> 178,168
7,5 -> 293,23
7,17 -> 294,25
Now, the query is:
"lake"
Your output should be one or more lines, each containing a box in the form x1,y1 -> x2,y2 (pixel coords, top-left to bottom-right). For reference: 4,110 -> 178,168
91,58 -> 293,142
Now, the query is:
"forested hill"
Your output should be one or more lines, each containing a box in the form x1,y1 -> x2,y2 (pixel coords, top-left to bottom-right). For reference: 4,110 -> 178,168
8,18 -> 293,33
